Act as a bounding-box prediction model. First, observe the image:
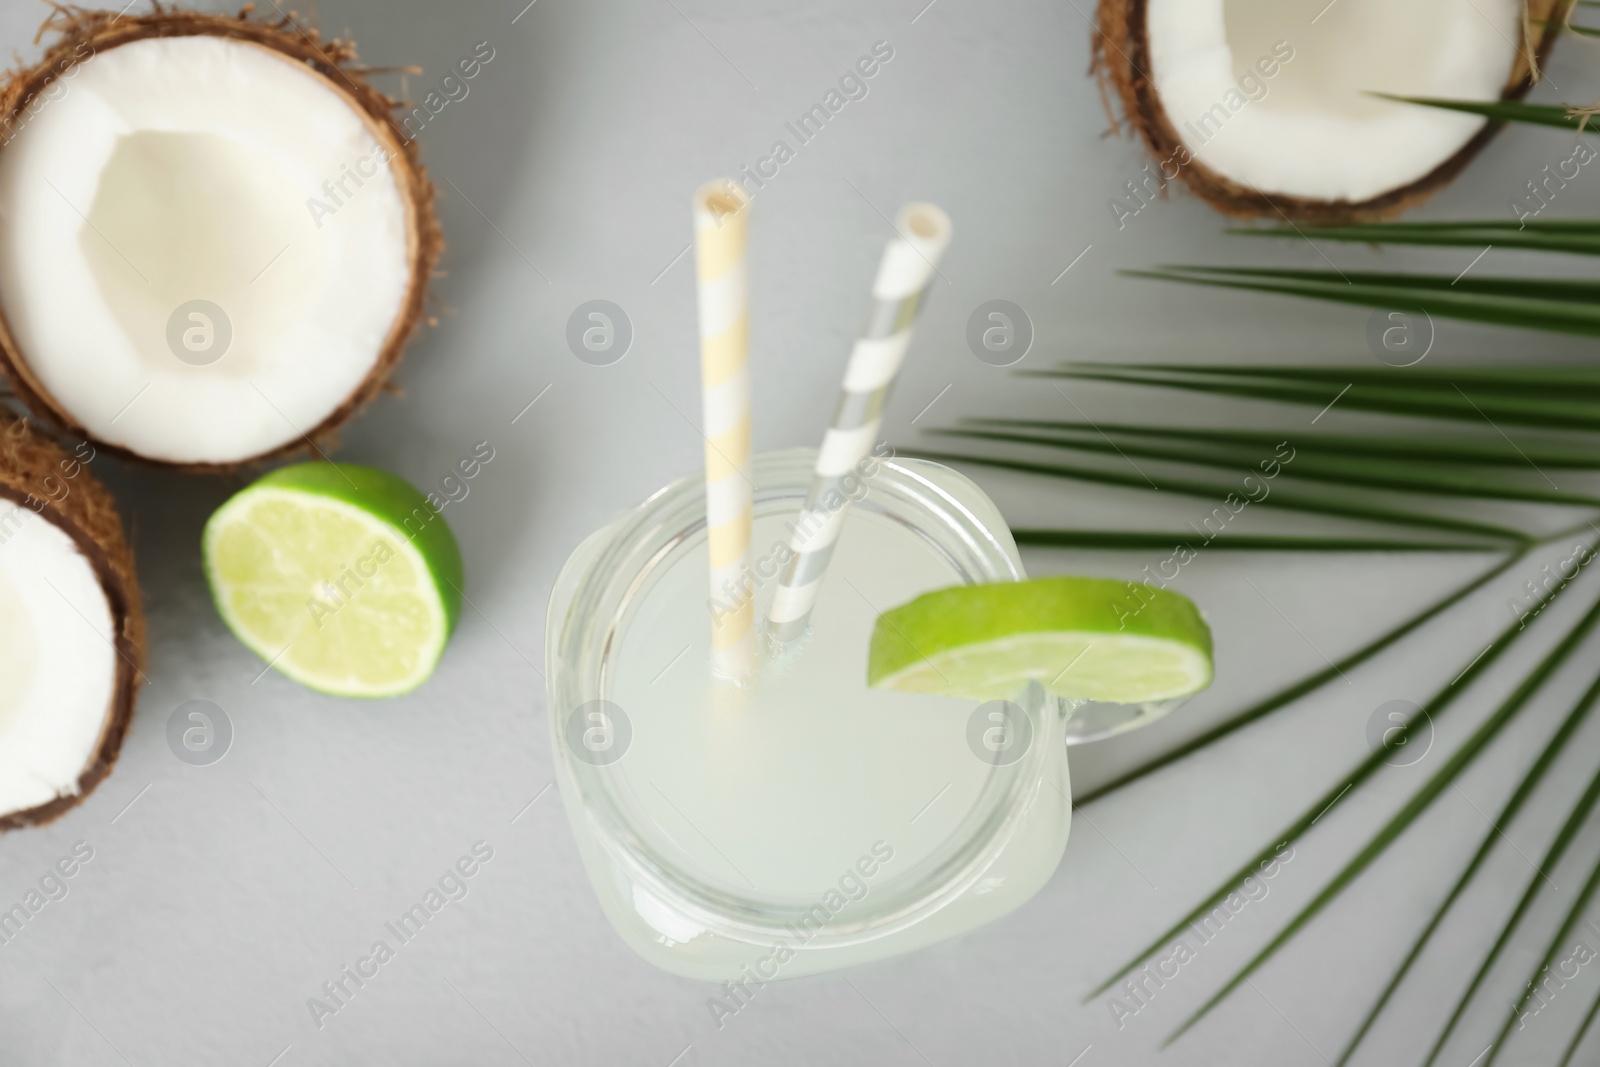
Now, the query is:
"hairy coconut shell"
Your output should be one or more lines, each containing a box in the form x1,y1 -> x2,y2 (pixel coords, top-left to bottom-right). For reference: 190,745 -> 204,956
0,5 -> 442,471
1092,0 -> 1569,221
0,411 -> 143,830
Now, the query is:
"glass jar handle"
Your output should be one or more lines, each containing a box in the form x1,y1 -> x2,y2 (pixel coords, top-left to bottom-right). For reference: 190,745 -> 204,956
1059,694 -> 1189,745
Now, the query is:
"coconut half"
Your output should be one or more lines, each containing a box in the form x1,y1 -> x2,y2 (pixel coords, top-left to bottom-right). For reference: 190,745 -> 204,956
1095,0 -> 1566,219
0,413 -> 142,830
0,8 -> 439,468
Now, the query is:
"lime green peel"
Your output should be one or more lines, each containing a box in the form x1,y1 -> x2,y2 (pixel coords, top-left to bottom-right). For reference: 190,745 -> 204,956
868,576 -> 1212,704
202,462 -> 463,697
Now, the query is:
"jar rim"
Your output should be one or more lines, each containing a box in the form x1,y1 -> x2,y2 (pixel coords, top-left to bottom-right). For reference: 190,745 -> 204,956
547,449 -> 1057,950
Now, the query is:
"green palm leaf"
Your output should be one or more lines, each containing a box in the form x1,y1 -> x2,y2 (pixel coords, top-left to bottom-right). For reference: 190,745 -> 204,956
1075,551 -> 1524,807
1124,267 -> 1600,339
1333,667 -> 1600,1065
913,450 -> 1532,545
1482,809 -> 1600,1065
934,426 -> 1600,508
1034,364 -> 1600,429
1561,985 -> 1600,1065
953,360 -> 1600,1054
1421,749 -> 1600,1065
1012,530 -> 1490,553
990,80 -> 1600,1054
1052,363 -> 1600,396
1377,94 -> 1600,134
1228,219 -> 1600,257
1085,555 -> 1596,1004
968,419 -> 1600,469
1163,588 -> 1600,1044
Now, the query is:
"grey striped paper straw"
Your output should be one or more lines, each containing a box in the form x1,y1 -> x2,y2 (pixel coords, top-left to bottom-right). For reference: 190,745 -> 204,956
766,203 -> 952,645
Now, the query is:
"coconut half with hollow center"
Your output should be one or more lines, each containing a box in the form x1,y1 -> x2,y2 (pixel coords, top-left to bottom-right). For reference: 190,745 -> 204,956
0,8 -> 439,468
0,413 -> 143,830
1095,0 -> 1566,220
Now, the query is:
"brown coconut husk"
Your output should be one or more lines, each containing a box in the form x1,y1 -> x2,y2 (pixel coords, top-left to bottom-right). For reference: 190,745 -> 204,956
1092,0 -> 1569,222
0,4 -> 442,472
0,410 -> 143,830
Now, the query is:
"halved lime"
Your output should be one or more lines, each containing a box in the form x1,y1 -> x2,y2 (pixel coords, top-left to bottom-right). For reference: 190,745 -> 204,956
868,576 -> 1212,704
202,463 -> 462,697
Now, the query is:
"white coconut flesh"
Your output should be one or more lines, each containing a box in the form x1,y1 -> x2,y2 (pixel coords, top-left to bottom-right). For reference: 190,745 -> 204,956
0,35 -> 412,464
0,499 -> 117,818
1147,0 -> 1523,202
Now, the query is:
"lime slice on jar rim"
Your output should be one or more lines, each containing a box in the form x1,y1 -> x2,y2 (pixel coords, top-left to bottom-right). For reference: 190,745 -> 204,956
867,576 -> 1212,705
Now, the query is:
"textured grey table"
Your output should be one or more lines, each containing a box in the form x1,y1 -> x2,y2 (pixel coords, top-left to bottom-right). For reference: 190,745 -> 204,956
4,1 -> 1600,1064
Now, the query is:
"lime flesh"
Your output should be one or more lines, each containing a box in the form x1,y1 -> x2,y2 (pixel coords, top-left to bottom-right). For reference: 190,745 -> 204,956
868,576 -> 1212,704
202,463 -> 462,697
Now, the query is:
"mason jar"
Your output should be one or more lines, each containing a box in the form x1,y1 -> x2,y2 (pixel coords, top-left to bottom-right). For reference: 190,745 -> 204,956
546,449 -> 1163,980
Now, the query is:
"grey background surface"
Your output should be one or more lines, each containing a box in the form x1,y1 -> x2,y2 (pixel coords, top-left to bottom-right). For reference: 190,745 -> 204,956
4,1 -> 1600,1064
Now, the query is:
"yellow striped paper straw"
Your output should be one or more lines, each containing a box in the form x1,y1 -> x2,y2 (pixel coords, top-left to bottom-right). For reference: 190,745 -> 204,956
694,180 -> 756,681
